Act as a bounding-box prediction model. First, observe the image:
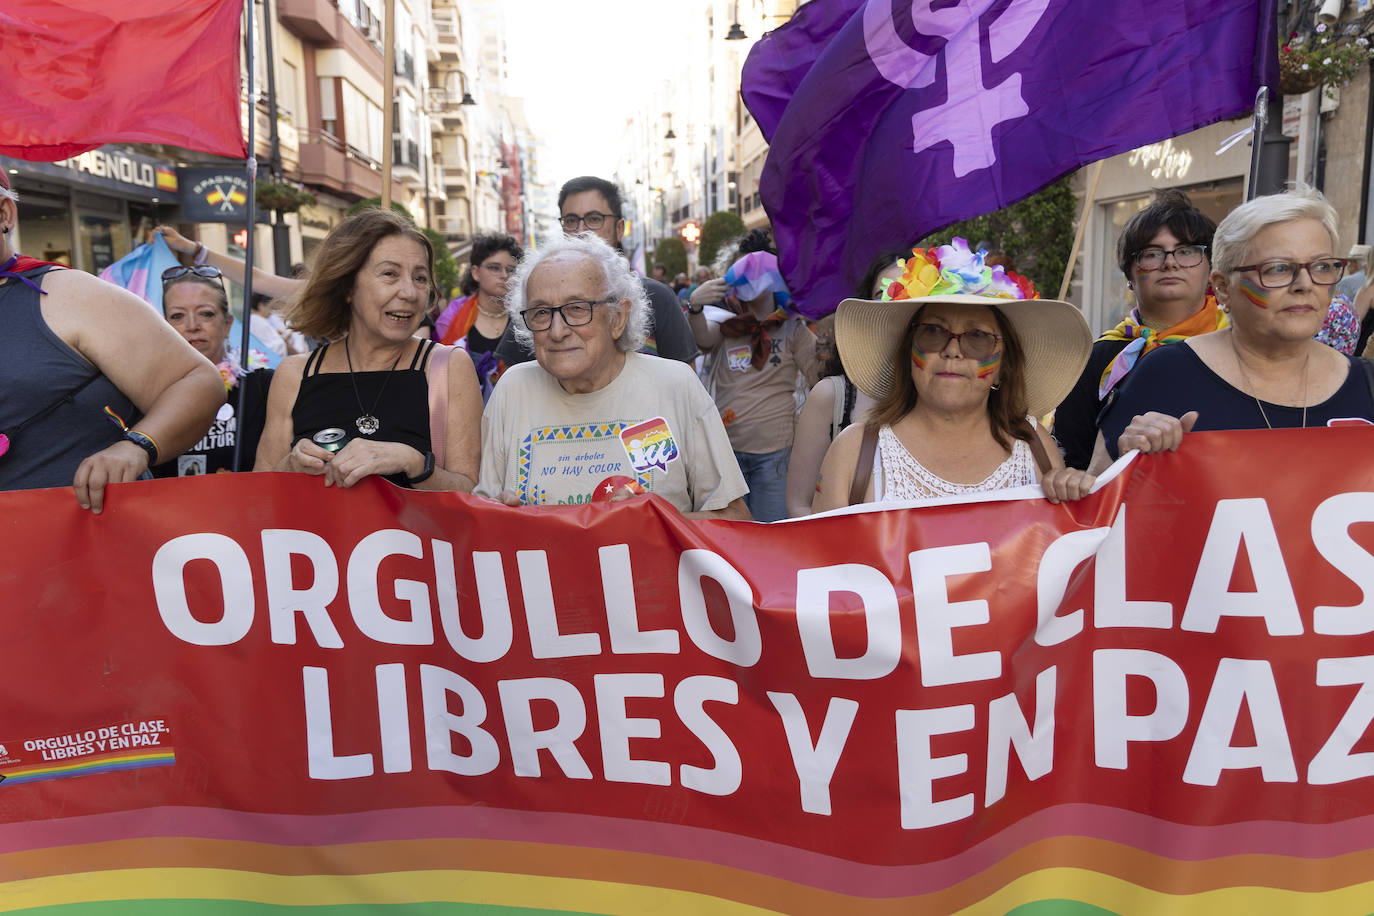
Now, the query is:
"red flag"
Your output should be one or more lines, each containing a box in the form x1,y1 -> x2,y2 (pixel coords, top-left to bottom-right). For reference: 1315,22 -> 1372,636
0,0 -> 246,161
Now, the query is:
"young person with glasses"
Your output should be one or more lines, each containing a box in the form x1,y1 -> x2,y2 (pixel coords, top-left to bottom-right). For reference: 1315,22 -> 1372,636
1093,187 -> 1374,467
434,234 -> 524,403
814,241 -> 1097,511
0,172 -> 224,511
476,234 -> 749,519
1053,190 -> 1221,469
153,266 -> 274,476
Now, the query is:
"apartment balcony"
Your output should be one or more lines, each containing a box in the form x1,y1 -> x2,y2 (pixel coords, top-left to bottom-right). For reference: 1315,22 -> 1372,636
433,13 -> 461,62
278,0 -> 341,43
438,214 -> 470,241
298,129 -> 403,202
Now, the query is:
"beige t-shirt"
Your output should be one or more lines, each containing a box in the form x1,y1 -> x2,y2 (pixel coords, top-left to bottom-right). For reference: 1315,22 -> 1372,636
704,316 -> 821,454
477,352 -> 749,512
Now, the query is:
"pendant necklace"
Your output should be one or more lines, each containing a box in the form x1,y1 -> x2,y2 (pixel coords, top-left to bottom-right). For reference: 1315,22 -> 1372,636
1231,333 -> 1308,430
345,336 -> 405,435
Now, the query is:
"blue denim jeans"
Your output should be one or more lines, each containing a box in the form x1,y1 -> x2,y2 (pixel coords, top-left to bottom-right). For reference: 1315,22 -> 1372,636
734,446 -> 791,522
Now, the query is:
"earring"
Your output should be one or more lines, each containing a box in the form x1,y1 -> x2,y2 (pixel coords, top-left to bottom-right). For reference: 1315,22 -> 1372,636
1126,281 -> 1134,290
989,382 -> 1001,391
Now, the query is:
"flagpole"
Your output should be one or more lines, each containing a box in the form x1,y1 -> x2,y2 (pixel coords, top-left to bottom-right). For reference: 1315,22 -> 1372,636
233,0 -> 260,473
1058,160 -> 1103,301
1244,86 -> 1269,201
380,0 -> 395,209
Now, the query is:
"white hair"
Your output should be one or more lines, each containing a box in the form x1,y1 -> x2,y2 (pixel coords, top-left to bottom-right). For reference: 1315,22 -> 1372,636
0,186 -> 17,205
1212,184 -> 1340,275
505,234 -> 650,353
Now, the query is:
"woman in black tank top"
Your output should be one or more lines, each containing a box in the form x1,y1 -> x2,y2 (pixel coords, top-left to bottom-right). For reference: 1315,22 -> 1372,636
254,209 -> 483,490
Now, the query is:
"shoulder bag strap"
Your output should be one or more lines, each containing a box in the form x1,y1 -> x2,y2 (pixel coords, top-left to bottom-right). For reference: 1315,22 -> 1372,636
828,375 -> 845,441
848,423 -> 879,506
1019,418 -> 1055,475
425,340 -> 451,469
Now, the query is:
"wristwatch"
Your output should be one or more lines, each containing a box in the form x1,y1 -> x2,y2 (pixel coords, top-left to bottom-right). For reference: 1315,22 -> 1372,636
687,304 -> 704,315
406,450 -> 435,486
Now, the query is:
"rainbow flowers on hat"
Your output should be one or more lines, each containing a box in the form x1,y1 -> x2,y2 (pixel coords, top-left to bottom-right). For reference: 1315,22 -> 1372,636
881,238 -> 1038,302
724,251 -> 792,309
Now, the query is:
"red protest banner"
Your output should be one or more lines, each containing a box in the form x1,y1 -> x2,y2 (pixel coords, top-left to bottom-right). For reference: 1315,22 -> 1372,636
0,1 -> 246,161
1,428 -> 1373,914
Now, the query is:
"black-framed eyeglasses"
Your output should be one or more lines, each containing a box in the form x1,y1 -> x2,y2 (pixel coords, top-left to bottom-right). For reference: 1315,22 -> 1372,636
559,211 -> 614,232
911,322 -> 1002,360
162,265 -> 223,286
1233,258 -> 1349,288
1134,244 -> 1208,271
521,297 -> 617,331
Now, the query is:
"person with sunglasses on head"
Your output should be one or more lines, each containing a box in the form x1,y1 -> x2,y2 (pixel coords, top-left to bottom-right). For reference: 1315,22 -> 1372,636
557,176 -> 698,364
434,234 -> 524,403
254,208 -> 482,491
476,234 -> 749,519
814,240 -> 1096,511
0,173 -> 224,511
156,223 -> 303,301
1053,190 -> 1222,471
152,266 -> 274,476
1091,187 -> 1374,468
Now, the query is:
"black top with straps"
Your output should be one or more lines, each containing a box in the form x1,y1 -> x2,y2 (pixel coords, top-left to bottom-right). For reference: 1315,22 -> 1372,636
292,339 -> 435,487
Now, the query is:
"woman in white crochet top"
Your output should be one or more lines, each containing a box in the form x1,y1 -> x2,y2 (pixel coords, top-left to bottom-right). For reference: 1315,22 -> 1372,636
813,241 -> 1097,511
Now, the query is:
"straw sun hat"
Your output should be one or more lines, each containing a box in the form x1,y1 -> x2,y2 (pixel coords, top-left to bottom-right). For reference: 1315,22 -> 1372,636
834,242 -> 1092,418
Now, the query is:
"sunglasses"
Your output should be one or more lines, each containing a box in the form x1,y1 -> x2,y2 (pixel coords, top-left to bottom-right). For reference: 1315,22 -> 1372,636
162,265 -> 223,285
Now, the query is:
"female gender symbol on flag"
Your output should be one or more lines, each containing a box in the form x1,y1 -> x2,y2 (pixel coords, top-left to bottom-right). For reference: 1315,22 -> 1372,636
863,0 -> 1052,177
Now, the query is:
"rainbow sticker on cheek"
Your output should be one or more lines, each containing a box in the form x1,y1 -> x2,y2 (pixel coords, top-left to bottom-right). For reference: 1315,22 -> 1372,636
910,340 -> 929,371
976,352 -> 1002,379
1237,275 -> 1271,309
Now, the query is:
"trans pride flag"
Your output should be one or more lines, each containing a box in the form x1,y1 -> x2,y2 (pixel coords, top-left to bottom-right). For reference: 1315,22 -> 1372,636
742,0 -> 1278,317
97,233 -> 181,313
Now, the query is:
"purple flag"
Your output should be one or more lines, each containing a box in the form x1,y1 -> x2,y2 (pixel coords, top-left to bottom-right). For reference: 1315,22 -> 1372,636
743,0 -> 1278,318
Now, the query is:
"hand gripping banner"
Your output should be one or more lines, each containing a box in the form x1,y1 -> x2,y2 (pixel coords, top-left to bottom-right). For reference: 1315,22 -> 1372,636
2,428 -> 1374,914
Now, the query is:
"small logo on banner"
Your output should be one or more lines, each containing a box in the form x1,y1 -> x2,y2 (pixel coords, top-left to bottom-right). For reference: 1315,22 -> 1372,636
726,345 -> 752,372
620,417 -> 679,473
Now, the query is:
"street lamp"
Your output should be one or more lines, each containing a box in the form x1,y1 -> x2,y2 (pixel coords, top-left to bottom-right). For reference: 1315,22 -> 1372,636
459,70 -> 476,106
664,113 -> 677,140
725,2 -> 746,40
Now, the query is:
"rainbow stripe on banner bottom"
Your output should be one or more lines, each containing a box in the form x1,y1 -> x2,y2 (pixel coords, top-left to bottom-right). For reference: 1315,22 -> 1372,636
0,749 -> 174,787
3,804 -> 1374,915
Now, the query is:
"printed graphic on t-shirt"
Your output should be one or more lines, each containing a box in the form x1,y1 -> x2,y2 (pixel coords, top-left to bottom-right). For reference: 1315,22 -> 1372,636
177,454 -> 207,476
726,345 -> 752,372
619,417 -> 679,473
178,403 -> 236,476
517,421 -> 654,505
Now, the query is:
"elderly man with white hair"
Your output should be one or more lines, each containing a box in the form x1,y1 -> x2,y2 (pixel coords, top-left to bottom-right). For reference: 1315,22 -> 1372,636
476,235 -> 749,519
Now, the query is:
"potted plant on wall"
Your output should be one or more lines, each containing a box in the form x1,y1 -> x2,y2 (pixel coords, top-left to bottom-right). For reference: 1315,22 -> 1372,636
255,180 -> 316,213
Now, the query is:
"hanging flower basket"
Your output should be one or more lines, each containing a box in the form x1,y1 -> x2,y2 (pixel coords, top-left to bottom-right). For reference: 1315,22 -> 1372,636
255,180 -> 317,213
1279,51 -> 1323,94
1278,26 -> 1372,95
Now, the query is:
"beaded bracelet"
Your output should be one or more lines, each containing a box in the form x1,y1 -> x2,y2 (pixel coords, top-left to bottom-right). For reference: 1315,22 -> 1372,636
193,243 -> 209,266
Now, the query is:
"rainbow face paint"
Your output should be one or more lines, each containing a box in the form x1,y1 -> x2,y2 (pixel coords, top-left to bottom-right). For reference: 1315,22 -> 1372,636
1237,275 -> 1271,309
910,339 -> 929,371
976,351 -> 1002,380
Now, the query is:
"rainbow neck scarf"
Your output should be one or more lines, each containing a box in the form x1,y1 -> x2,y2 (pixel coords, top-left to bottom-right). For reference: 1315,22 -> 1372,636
1097,294 -> 1227,399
